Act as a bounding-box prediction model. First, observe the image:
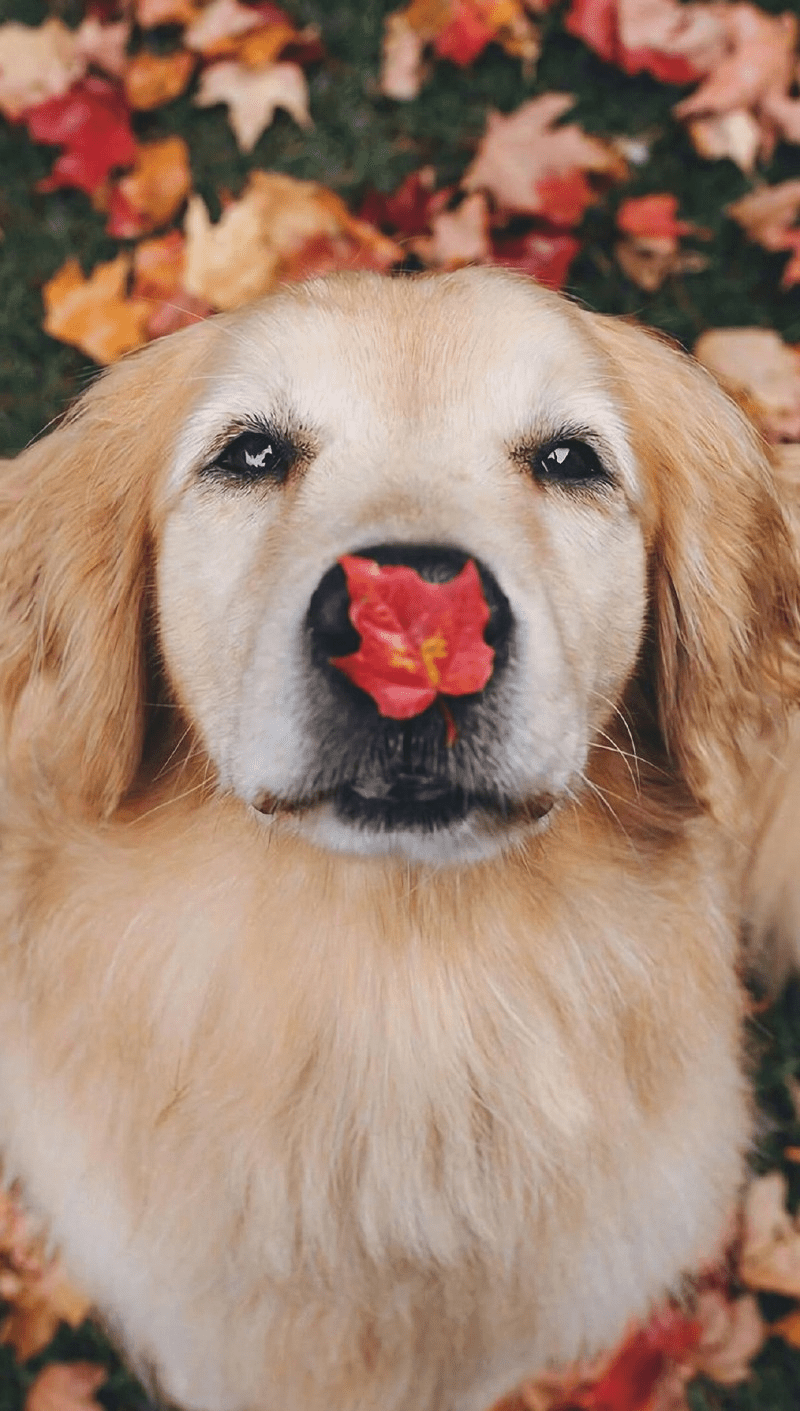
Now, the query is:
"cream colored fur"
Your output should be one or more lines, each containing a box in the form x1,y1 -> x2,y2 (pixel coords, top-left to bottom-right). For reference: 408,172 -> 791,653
1,269 -> 799,1411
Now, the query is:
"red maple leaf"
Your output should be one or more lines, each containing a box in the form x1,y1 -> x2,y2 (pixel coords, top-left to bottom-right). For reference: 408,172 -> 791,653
330,556 -> 495,727
434,1 -> 495,65
616,193 -> 698,239
358,169 -> 446,240
572,1307 -> 701,1411
490,230 -> 580,288
22,77 -> 138,195
565,0 -> 703,85
534,170 -> 597,227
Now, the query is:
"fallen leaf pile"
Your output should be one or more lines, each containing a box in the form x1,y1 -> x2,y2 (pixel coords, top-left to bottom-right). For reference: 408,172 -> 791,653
0,0 -> 798,421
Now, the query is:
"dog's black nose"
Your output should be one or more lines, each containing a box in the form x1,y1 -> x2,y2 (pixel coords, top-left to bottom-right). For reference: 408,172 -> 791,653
306,542 -> 513,674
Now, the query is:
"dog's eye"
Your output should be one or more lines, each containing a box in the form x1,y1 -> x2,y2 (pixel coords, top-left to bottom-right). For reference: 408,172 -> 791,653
206,430 -> 294,484
533,440 -> 609,487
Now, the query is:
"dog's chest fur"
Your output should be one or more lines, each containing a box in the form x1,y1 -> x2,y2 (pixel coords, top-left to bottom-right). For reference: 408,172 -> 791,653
0,793 -> 746,1411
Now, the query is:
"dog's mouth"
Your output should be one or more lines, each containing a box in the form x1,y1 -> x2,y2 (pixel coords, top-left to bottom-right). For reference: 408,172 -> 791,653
257,775 -> 555,838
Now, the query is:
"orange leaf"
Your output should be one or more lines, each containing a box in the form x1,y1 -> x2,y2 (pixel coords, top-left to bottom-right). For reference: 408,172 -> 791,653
107,135 -> 191,238
123,49 -> 195,111
43,256 -> 152,364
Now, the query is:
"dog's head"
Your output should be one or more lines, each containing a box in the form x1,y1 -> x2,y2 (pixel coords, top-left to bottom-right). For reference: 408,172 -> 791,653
3,269 -> 798,862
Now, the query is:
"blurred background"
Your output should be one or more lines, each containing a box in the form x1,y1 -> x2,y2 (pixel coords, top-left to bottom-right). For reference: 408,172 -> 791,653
2,1 -> 800,1408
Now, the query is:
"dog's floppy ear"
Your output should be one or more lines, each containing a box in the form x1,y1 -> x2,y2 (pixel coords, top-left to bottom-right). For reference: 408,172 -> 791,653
589,313 -> 800,826
1,321 -> 212,815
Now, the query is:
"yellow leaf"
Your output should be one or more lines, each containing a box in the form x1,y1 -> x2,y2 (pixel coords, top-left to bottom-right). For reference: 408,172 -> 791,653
123,49 -> 195,111
43,256 -> 152,365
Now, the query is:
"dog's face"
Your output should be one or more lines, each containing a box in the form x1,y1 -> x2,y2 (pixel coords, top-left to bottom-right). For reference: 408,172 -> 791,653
157,274 -> 648,862
3,269 -> 798,859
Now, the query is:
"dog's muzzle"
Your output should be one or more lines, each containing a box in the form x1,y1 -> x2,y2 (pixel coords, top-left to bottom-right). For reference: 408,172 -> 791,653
295,543 -> 524,834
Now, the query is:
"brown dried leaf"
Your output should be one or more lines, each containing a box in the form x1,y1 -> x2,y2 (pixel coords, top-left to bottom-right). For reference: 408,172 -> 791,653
0,19 -> 84,120
687,110 -> 761,172
381,11 -> 426,99
728,179 -> 800,261
73,17 -> 130,78
194,59 -> 311,152
616,235 -> 707,290
108,135 -> 192,237
184,0 -> 264,55
25,1363 -> 106,1411
42,255 -> 152,364
675,5 -> 797,121
463,92 -> 624,214
738,1169 -> 800,1291
692,1289 -> 765,1385
412,191 -> 491,267
618,0 -> 726,74
123,49 -> 196,111
183,172 -> 400,311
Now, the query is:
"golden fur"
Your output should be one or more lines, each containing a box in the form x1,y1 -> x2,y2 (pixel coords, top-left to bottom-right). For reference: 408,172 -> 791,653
1,269 -> 800,1411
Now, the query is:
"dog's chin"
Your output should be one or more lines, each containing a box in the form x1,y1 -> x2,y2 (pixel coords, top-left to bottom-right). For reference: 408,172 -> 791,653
254,786 -> 556,866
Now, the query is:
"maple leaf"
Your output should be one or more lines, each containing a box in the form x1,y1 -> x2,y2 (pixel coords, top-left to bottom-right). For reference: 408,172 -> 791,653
43,255 -> 152,364
691,1289 -> 764,1386
727,180 -> 800,289
106,135 -> 191,238
381,10 -> 427,99
131,232 -> 212,339
564,0 -> 725,83
330,555 -> 494,725
25,1363 -> 106,1411
412,192 -> 491,267
184,0 -> 265,55
135,0 -> 200,27
694,328 -> 800,442
433,0 -> 496,65
73,16 -> 131,78
194,59 -> 311,152
23,77 -> 137,195
123,50 -> 196,111
359,168 -> 444,238
616,193 -> 701,239
462,93 -> 624,216
183,172 -> 399,311
0,19 -> 84,120
738,1169 -> 800,1294
674,5 -> 797,122
614,195 -> 708,291
686,110 -> 761,173
490,229 -> 580,289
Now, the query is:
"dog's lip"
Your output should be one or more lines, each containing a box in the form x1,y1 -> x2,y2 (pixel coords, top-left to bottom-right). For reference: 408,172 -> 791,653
254,783 -> 555,830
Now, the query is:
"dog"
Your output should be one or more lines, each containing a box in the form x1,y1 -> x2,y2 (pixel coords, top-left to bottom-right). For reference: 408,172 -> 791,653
2,268 -> 800,1411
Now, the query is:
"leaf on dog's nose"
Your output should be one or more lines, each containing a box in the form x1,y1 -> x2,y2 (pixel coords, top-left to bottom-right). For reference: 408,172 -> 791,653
331,555 -> 494,725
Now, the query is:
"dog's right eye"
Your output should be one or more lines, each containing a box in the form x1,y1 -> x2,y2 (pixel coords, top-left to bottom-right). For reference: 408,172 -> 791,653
206,430 -> 294,485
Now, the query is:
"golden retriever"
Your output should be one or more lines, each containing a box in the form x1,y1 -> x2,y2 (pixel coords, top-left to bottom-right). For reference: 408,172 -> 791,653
2,268 -> 800,1411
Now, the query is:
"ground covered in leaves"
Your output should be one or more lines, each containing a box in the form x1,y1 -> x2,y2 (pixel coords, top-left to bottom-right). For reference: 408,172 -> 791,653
2,0 -> 800,1408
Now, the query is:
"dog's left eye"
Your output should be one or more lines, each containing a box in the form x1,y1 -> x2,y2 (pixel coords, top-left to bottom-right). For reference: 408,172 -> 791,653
206,430 -> 294,484
533,440 -> 609,487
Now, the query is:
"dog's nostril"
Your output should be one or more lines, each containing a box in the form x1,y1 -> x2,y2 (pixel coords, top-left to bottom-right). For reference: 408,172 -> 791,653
307,563 -> 361,660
